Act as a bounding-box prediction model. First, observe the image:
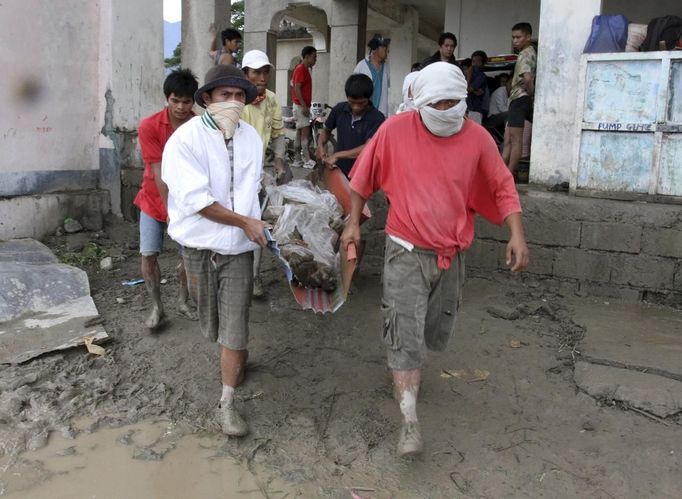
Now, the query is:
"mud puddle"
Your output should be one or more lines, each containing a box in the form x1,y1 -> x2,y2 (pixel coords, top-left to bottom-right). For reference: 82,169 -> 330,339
0,419 -> 298,498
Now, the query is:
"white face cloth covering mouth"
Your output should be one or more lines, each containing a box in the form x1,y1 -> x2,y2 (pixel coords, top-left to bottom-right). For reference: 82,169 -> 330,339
206,100 -> 244,139
419,100 -> 467,136
411,61 -> 469,136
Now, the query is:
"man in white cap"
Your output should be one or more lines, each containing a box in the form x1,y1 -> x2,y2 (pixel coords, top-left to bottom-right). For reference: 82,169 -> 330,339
341,62 -> 529,458
162,65 -> 269,437
241,49 -> 292,298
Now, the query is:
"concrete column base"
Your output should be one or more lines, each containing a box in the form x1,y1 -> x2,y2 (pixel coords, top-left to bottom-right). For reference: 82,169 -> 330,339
0,190 -> 111,240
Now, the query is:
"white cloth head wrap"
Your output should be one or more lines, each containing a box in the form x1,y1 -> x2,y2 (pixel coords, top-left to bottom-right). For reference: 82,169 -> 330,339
411,62 -> 468,109
401,71 -> 419,106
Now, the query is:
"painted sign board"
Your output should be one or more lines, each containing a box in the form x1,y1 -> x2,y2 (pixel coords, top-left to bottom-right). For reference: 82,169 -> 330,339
573,53 -> 682,199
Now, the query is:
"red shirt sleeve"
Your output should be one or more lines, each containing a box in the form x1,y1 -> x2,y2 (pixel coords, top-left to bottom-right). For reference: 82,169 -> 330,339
468,128 -> 521,225
138,117 -> 163,166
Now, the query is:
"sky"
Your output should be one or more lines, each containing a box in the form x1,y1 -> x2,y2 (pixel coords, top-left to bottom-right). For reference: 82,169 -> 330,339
163,0 -> 181,22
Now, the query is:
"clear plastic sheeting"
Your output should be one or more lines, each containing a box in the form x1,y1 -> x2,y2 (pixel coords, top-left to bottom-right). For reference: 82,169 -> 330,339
264,179 -> 352,310
273,203 -> 340,269
266,180 -> 343,217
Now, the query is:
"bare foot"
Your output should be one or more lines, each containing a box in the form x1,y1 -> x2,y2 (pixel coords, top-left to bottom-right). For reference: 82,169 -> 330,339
145,305 -> 165,329
177,301 -> 199,321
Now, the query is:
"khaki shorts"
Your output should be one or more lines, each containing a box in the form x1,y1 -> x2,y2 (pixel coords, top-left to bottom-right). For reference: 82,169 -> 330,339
183,248 -> 253,350
292,103 -> 310,129
381,237 -> 465,370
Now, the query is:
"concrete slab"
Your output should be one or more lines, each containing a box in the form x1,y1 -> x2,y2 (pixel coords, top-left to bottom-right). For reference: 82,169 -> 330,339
0,263 -> 91,322
0,240 -> 107,364
0,296 -> 107,364
571,299 -> 682,380
0,239 -> 57,264
574,361 -> 682,418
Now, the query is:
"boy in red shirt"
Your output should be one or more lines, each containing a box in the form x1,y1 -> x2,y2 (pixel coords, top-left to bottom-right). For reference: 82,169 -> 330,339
134,68 -> 199,329
290,45 -> 317,168
342,62 -> 529,458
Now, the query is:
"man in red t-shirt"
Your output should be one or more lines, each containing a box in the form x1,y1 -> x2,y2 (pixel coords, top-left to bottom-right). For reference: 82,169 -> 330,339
134,68 -> 199,329
342,62 -> 529,458
290,45 -> 317,168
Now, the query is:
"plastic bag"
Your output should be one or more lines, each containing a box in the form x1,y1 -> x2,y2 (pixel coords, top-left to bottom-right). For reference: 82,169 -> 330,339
266,180 -> 345,293
273,203 -> 339,268
583,15 -> 629,54
266,180 -> 342,217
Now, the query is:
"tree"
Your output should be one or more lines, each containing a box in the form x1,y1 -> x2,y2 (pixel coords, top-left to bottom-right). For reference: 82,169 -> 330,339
165,42 -> 181,69
231,1 -> 244,32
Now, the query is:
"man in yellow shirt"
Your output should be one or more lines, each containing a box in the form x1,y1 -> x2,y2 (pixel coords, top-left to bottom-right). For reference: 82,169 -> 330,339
241,49 -> 292,297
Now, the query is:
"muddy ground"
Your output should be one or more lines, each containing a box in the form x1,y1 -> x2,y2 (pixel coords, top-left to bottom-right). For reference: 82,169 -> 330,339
1,215 -> 681,498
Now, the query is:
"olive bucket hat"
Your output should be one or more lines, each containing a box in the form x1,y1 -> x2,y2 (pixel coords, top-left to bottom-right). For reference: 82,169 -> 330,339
194,64 -> 258,108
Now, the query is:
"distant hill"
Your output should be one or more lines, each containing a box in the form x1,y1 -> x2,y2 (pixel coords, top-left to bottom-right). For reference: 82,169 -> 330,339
164,21 -> 181,58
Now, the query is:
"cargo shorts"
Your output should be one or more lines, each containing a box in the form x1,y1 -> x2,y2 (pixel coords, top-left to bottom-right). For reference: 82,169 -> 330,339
381,236 -> 465,370
182,248 -> 254,350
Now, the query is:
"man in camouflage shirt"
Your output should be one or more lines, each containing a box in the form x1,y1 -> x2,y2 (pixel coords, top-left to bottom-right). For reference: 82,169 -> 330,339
502,22 -> 536,176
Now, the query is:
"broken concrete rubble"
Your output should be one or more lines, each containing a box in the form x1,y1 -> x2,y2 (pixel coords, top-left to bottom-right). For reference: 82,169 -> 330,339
0,239 -> 108,364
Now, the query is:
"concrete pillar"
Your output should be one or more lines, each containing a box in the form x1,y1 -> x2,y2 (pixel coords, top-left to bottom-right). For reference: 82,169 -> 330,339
182,0 -> 230,85
328,0 -> 366,106
387,6 -> 418,115
444,0 -> 463,58
99,0 -> 164,215
529,0 -> 602,186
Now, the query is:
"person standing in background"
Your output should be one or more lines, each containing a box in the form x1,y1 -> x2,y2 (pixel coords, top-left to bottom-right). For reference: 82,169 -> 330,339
503,22 -> 536,176
290,46 -> 318,169
353,34 -> 391,117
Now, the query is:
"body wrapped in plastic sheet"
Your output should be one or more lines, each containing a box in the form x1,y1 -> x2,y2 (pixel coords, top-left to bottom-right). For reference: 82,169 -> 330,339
265,180 -> 346,292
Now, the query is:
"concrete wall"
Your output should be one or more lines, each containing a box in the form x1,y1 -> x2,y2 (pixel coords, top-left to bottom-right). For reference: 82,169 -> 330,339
0,192 -> 110,240
468,189 -> 682,307
0,0 -> 164,239
0,0 -> 101,195
460,0 -> 540,58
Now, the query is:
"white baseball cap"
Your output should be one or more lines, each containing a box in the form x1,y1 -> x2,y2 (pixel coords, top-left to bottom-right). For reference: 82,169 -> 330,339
242,50 -> 273,70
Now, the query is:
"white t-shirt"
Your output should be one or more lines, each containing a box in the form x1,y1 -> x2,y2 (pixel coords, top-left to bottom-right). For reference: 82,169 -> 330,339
488,86 -> 509,116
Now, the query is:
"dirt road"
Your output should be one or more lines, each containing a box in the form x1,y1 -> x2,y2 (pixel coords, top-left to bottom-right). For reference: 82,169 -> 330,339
0,218 -> 680,498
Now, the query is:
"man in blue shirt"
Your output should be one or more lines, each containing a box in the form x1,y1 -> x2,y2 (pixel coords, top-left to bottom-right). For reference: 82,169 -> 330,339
315,74 -> 385,178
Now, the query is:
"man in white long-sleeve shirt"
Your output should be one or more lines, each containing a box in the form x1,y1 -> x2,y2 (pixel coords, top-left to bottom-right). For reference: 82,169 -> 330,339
162,65 -> 268,437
